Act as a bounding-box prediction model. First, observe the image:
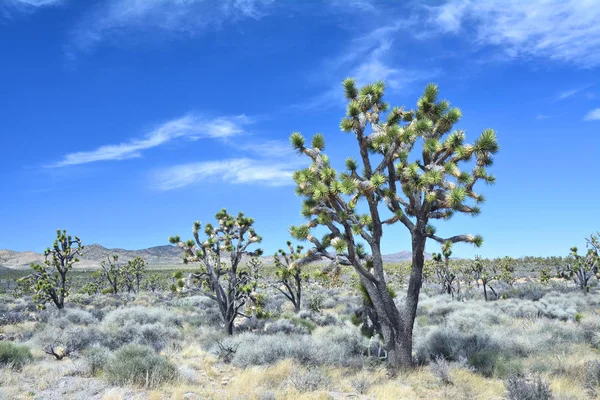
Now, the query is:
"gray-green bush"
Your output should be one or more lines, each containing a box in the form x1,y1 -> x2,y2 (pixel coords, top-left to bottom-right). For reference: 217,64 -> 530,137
0,342 -> 33,369
104,344 -> 177,388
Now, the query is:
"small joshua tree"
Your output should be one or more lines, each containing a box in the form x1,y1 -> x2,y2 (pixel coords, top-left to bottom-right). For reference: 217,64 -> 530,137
273,241 -> 308,313
559,236 -> 599,293
470,256 -> 498,301
169,209 -> 264,334
100,254 -> 120,294
498,256 -> 516,287
432,244 -> 459,298
121,257 -> 147,293
289,79 -> 497,368
17,230 -> 83,310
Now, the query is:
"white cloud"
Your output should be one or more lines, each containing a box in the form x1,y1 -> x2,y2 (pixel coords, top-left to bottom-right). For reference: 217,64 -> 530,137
50,114 -> 251,167
69,0 -> 274,52
153,158 -> 296,190
8,0 -> 61,5
583,108 -> 600,121
1,0 -> 62,16
297,24 -> 437,109
235,140 -> 294,158
428,0 -> 600,67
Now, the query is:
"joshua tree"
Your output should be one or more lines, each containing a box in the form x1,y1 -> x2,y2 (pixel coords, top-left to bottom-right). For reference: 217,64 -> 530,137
121,257 -> 147,293
559,238 -> 599,293
289,79 -> 498,369
169,209 -> 264,334
100,254 -> 120,294
273,241 -> 308,313
17,230 -> 83,310
470,256 -> 498,301
498,256 -> 516,287
432,246 -> 460,299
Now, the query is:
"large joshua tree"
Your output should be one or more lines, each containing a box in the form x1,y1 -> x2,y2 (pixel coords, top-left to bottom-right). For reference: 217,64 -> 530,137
289,79 -> 498,368
169,209 -> 264,334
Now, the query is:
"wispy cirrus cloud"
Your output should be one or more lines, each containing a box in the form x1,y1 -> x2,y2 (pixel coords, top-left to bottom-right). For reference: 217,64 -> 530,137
1,0 -> 63,16
153,158 -> 297,190
49,114 -> 252,167
427,0 -> 600,68
583,108 -> 600,121
69,0 -> 274,54
555,84 -> 594,101
297,24 -> 438,110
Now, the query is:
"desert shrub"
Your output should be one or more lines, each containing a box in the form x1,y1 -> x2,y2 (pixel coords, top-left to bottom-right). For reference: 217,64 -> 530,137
0,342 -> 33,369
0,311 -> 27,326
265,319 -> 310,335
585,360 -> 600,395
102,306 -> 180,327
414,327 -> 513,376
416,328 -> 499,363
430,355 -> 452,385
263,295 -> 286,318
83,345 -> 110,376
351,372 -> 373,394
307,294 -> 324,313
68,293 -> 94,306
172,295 -> 215,310
297,310 -> 338,327
218,326 -> 363,368
321,297 -> 338,309
33,318 -> 102,357
504,283 -> 548,301
219,333 -> 312,367
102,321 -> 181,351
104,344 -> 177,388
311,326 -> 364,366
470,351 -> 522,378
64,308 -> 98,325
236,316 -> 266,332
288,366 -> 330,392
101,307 -> 182,351
581,318 -> 600,349
505,375 -> 551,400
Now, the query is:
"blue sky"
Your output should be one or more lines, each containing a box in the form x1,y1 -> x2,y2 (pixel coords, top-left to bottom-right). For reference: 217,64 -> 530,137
1,0 -> 599,258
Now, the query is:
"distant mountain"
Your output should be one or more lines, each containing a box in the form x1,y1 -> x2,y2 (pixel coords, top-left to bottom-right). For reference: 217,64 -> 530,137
0,244 -> 184,269
382,251 -> 432,263
0,244 -> 429,269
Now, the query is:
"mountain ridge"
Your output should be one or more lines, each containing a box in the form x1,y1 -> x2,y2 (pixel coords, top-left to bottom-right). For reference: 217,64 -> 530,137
0,244 -> 431,269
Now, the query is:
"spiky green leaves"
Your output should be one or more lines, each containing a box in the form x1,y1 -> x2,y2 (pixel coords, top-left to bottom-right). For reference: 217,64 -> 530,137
340,118 -> 355,132
312,133 -> 325,150
474,129 -> 499,153
290,132 -> 305,151
289,225 -> 310,241
448,187 -> 467,209
345,157 -> 358,172
343,77 -> 358,100
423,83 -> 438,104
331,237 -> 348,254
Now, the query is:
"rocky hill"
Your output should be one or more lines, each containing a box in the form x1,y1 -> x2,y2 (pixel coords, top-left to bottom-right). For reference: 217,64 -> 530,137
0,244 -> 429,269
